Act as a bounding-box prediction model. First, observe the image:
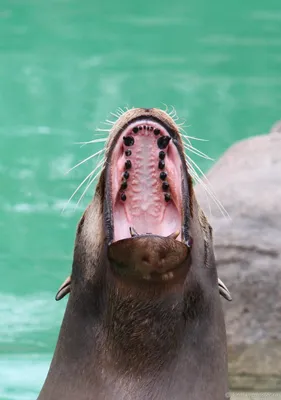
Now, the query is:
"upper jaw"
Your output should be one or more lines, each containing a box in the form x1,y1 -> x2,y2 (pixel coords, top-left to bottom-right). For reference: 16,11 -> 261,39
103,109 -> 191,246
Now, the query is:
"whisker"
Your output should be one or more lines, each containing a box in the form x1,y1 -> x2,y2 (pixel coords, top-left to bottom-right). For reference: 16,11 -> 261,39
178,124 -> 192,129
62,162 -> 102,213
179,127 -> 209,145
181,134 -> 209,142
177,119 -> 186,127
110,112 -> 120,119
102,121 -> 115,127
105,119 -> 115,125
186,156 -> 230,218
160,103 -> 169,113
66,148 -> 105,175
169,106 -> 177,119
75,138 -> 108,145
117,107 -> 125,114
92,132 -> 109,137
96,128 -> 111,132
183,143 -> 214,161
188,165 -> 218,209
75,161 -> 107,209
95,144 -> 105,167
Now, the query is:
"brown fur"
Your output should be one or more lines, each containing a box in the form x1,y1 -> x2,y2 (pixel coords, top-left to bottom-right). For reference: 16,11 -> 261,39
38,108 -> 229,400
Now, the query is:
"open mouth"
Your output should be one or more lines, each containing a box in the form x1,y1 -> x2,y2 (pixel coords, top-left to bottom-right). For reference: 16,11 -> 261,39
103,114 -> 192,283
105,116 -> 190,244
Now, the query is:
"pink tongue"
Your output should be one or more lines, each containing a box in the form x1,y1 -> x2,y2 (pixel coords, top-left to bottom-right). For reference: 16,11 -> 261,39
124,134 -> 164,234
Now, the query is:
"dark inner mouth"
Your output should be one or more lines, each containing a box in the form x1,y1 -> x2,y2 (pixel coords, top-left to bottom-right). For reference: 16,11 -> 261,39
109,118 -> 184,242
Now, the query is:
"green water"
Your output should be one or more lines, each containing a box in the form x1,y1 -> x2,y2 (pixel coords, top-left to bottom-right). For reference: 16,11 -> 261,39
1,1 -> 281,398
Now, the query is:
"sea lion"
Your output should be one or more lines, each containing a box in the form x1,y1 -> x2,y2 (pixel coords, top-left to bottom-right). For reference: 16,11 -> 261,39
38,108 -> 229,400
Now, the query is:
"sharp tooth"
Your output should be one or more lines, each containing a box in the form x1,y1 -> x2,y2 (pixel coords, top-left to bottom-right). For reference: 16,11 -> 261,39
168,272 -> 174,279
143,274 -> 151,280
129,227 -> 139,237
161,273 -> 170,281
167,231 -> 180,240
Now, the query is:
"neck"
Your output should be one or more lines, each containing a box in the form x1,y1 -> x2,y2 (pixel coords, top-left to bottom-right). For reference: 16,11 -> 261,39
103,278 -> 187,375
40,270 -> 228,400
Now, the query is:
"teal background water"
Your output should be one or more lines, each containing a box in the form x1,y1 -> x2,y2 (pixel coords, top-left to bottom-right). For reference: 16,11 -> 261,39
1,1 -> 281,399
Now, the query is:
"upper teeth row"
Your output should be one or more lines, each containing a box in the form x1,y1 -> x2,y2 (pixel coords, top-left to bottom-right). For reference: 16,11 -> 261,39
123,135 -> 171,150
131,126 -> 161,134
120,130 -> 172,202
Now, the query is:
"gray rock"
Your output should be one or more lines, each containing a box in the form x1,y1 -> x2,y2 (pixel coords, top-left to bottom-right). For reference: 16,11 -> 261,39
270,119 -> 281,133
195,129 -> 281,391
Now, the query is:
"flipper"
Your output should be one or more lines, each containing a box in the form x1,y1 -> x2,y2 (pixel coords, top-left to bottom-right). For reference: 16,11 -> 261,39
55,275 -> 71,301
218,278 -> 232,301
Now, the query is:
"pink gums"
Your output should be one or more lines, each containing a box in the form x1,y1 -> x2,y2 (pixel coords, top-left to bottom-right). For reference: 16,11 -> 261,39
111,120 -> 182,241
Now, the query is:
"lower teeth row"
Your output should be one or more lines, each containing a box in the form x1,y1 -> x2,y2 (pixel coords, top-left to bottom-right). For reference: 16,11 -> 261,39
143,272 -> 174,281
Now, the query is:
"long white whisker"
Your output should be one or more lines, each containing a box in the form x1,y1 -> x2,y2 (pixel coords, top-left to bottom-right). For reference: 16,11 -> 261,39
169,106 -> 177,118
172,106 -> 178,119
92,132 -> 109,137
105,119 -> 115,125
186,156 -> 229,218
75,162 -> 106,209
95,145 -> 105,168
62,158 -> 105,212
180,128 -> 209,142
160,103 -> 169,113
96,128 -> 111,132
66,149 -> 104,175
189,167 -> 220,213
181,134 -> 209,142
183,143 -> 214,161
75,138 -> 108,145
185,147 -> 213,161
116,107 -> 125,115
188,164 -> 217,203
193,176 -> 229,218
110,112 -> 120,119
62,171 -> 96,212
178,125 -> 189,131
177,119 -> 186,127
181,133 -> 192,146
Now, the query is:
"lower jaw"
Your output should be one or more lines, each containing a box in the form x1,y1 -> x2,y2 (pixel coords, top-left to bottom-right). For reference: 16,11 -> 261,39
107,234 -> 191,286
110,261 -> 189,286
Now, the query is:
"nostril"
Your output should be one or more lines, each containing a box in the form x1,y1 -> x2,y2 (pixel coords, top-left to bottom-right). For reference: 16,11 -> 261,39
142,256 -> 150,264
